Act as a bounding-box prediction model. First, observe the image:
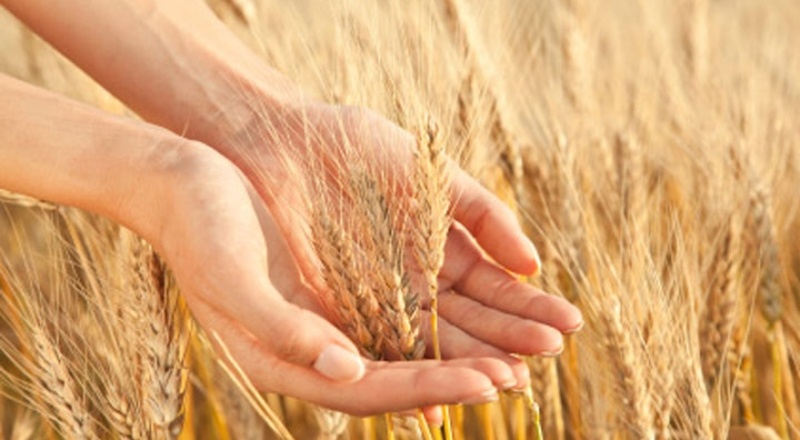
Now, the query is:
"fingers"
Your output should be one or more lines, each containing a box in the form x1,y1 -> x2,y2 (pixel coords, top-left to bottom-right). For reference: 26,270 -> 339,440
450,166 -> 541,275
200,304 -> 508,416
423,312 -> 531,389
440,226 -> 583,333
438,290 -> 564,356
267,358 -> 504,416
165,163 -> 366,383
214,284 -> 366,383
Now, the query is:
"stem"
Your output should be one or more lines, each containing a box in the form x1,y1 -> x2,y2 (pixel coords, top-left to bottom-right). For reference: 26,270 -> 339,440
452,405 -> 465,440
512,395 -> 526,440
442,407 -> 453,440
384,413 -> 395,440
532,402 -> 544,440
430,296 -> 454,440
417,411 -> 435,440
362,417 -> 376,440
477,403 -> 496,440
769,322 -> 789,440
431,297 -> 442,360
564,334 -> 581,439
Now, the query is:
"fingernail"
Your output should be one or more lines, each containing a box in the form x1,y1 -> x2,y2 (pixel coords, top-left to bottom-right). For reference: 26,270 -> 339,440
564,320 -> 585,335
314,344 -> 365,382
427,406 -> 444,427
540,345 -> 565,357
462,388 -> 500,405
504,387 -> 527,396
527,239 -> 542,275
500,378 -> 518,390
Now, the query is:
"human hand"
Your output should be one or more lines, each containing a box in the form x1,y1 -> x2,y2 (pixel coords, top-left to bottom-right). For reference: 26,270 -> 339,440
0,75 -> 520,416
222,101 -> 584,389
145,145 -> 528,415
0,0 -> 583,411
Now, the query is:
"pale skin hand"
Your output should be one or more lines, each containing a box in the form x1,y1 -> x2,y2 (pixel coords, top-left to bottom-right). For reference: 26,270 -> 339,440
0,75 -> 520,416
0,0 -> 584,416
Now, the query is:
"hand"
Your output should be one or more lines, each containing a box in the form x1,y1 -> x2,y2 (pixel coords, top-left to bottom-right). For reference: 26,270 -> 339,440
152,145 -> 524,415
0,75 -> 520,416
0,0 -> 584,415
223,101 -> 584,387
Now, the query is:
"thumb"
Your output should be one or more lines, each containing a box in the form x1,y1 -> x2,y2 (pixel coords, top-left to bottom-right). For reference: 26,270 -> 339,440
245,286 -> 366,383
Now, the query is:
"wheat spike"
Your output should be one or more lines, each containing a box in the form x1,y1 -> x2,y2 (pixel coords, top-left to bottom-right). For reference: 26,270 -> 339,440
700,213 -> 743,391
354,172 -> 423,361
31,327 -> 98,440
560,0 -> 593,113
312,211 -> 386,359
442,0 -> 525,198
412,119 -> 451,307
312,406 -> 350,440
527,357 -> 564,440
601,299 -> 654,438
747,181 -> 782,325
679,0 -> 709,83
130,242 -> 188,439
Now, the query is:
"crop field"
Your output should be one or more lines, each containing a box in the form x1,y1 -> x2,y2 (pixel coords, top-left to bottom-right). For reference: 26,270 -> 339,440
1,0 -> 799,438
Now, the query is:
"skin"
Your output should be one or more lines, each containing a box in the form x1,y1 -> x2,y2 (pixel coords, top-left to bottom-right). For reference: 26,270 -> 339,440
0,0 -> 583,419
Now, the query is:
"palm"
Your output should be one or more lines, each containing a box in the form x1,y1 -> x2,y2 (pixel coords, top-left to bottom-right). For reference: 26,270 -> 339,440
160,160 -> 529,415
158,105 -> 582,414
229,103 -> 582,363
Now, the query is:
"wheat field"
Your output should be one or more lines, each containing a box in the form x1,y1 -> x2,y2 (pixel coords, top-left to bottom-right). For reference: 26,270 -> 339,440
1,0 -> 799,439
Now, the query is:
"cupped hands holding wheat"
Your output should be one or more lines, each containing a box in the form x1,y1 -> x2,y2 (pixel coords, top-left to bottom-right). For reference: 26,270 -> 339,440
1,0 -> 583,419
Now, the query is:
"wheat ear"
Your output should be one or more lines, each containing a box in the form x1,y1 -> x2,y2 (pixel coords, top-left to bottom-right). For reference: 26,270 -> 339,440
130,242 -> 188,439
412,119 -> 451,360
601,299 -> 654,438
352,171 -> 423,361
412,119 -> 454,439
31,327 -> 98,440
700,213 -> 743,391
312,210 -> 386,360
747,178 -> 790,439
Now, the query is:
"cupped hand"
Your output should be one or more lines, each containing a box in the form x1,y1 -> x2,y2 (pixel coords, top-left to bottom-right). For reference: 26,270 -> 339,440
220,101 -> 584,388
152,144 -> 525,415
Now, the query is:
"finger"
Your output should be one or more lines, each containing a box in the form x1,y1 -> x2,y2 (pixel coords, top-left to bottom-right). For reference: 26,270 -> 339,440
203,307 -> 502,416
438,290 -> 564,356
241,174 -> 328,314
270,358 -> 502,417
225,286 -> 367,383
424,312 -> 530,389
172,169 -> 366,383
439,226 -> 583,333
450,166 -> 540,275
